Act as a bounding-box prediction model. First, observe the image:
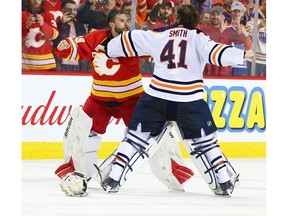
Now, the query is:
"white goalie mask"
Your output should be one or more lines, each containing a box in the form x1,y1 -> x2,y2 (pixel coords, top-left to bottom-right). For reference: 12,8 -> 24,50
61,172 -> 88,197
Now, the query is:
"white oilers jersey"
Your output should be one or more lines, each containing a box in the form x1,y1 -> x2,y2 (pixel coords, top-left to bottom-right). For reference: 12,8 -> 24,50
107,24 -> 245,102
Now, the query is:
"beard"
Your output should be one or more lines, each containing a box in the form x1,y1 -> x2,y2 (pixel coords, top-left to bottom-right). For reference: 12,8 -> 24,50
160,13 -> 171,19
29,2 -> 42,14
115,26 -> 129,34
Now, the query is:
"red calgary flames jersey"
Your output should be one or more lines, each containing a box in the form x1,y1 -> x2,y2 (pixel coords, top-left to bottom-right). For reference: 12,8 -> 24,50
54,30 -> 144,102
22,11 -> 59,70
22,10 -> 59,70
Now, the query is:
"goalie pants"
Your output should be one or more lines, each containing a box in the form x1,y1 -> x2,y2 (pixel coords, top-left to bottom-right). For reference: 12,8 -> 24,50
83,96 -> 140,134
128,93 -> 217,139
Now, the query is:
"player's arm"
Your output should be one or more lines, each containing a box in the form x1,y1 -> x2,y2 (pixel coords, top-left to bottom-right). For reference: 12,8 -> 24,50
38,13 -> 59,40
200,33 -> 253,67
105,30 -> 150,58
54,38 -> 76,59
54,36 -> 92,60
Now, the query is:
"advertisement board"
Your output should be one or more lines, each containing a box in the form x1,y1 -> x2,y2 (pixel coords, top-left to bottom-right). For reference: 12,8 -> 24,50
22,74 -> 266,159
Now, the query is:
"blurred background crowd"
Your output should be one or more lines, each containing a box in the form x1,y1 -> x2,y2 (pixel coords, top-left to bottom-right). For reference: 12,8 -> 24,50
22,0 -> 266,76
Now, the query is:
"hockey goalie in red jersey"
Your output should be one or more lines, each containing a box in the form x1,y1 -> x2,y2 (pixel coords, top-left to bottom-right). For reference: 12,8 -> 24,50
53,8 -> 193,197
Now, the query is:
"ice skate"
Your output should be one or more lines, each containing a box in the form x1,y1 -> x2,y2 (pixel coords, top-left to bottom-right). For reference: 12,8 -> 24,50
101,177 -> 120,193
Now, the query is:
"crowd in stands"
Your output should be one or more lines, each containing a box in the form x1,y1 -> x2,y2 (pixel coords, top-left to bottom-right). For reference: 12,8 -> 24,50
22,0 -> 266,76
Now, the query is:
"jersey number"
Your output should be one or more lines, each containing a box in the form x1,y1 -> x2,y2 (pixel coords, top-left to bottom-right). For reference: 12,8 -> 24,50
160,40 -> 188,69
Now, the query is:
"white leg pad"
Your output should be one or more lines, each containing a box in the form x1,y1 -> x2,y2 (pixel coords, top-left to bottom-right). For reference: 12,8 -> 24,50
172,122 -> 239,194
149,130 -> 194,191
63,106 -> 102,179
83,135 -> 102,179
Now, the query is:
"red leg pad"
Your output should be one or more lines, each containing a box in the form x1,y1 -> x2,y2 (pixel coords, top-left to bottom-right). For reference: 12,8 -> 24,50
55,157 -> 75,179
171,158 -> 194,184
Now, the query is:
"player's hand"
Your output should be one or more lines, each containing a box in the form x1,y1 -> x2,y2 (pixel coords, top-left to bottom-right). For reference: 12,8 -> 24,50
244,49 -> 255,59
57,40 -> 71,51
26,15 -> 36,29
35,14 -> 44,26
95,45 -> 106,52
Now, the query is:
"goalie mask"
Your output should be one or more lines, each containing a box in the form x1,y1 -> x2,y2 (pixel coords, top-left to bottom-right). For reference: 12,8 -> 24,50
61,172 -> 88,197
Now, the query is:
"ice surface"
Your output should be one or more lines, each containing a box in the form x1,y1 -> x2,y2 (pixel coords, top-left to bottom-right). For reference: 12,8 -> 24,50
22,159 -> 266,216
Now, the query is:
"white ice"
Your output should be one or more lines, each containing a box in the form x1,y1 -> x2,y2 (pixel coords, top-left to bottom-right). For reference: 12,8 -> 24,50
22,158 -> 265,216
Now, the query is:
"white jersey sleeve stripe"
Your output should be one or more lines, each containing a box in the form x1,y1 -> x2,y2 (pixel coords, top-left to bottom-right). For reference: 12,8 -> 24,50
68,37 -> 78,61
120,31 -> 139,57
211,44 -> 224,65
119,34 -> 128,57
208,44 -> 234,66
127,31 -> 139,56
122,31 -> 135,57
217,45 -> 233,67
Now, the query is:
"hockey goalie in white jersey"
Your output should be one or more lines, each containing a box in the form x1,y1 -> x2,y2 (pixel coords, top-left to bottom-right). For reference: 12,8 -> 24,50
94,4 -> 255,196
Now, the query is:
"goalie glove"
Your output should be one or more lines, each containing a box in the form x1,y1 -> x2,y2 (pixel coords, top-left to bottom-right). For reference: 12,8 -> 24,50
60,171 -> 88,197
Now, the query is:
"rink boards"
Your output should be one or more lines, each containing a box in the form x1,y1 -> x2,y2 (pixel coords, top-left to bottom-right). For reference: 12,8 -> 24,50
22,72 -> 266,159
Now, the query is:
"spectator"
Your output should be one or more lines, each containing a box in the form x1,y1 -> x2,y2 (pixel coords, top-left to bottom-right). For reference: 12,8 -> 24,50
142,0 -> 175,73
43,0 -> 63,21
23,0 -> 28,11
77,0 -> 117,31
146,0 -> 178,14
223,0 -> 247,25
22,0 -> 59,71
191,0 -> 212,14
245,0 -> 254,18
201,5 -> 228,75
202,4 -> 249,76
246,0 -> 266,76
247,0 -> 265,20
222,0 -> 233,23
74,0 -> 86,7
225,1 -> 252,76
53,0 -> 91,72
145,0 -> 175,30
199,11 -> 210,28
120,0 -> 148,29
43,0 -> 62,11
212,0 -> 224,7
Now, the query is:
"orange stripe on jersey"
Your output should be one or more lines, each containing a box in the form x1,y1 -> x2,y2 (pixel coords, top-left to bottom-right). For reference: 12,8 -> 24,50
115,156 -> 125,163
151,79 -> 203,91
123,31 -> 134,57
212,44 -> 224,65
